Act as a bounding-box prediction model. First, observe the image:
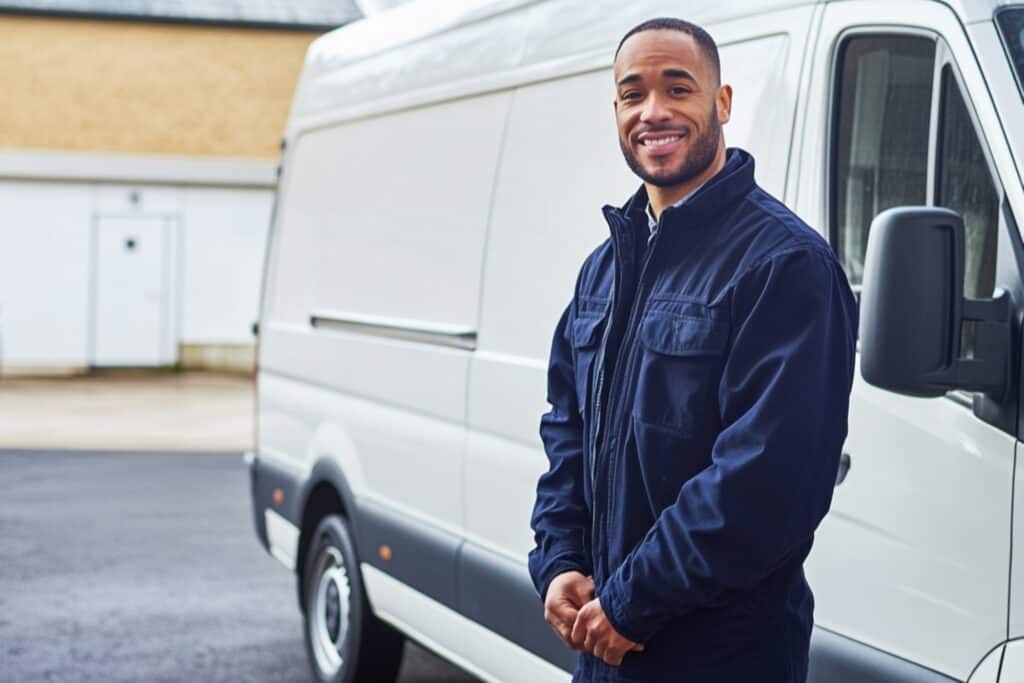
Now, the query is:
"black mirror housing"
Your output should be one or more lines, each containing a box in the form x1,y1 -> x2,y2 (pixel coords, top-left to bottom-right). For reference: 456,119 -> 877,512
859,207 -> 1010,400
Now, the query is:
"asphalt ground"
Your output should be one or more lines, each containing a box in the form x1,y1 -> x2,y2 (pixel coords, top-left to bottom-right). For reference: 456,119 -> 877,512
0,449 -> 480,683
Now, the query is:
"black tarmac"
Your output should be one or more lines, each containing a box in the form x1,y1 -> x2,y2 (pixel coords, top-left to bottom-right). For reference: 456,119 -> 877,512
0,450 -> 479,683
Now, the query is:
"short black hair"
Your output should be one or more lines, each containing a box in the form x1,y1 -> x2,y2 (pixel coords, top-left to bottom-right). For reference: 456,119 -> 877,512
614,17 -> 721,84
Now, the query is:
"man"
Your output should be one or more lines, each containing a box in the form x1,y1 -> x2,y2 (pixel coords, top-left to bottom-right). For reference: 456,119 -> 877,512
528,17 -> 858,683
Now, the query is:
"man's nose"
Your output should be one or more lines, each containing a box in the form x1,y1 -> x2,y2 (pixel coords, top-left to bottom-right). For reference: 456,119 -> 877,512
640,92 -> 672,122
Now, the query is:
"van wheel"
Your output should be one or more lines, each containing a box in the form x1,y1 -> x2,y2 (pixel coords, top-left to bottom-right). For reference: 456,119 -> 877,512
302,514 -> 405,683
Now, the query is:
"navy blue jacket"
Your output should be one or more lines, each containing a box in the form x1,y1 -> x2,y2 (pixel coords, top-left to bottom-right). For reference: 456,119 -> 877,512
528,149 -> 858,682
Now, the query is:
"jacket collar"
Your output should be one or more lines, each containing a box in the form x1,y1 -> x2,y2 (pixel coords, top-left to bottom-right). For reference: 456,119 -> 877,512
603,147 -> 755,234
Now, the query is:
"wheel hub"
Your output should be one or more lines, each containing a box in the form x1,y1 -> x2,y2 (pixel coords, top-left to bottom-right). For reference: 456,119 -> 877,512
310,545 -> 352,677
325,578 -> 341,641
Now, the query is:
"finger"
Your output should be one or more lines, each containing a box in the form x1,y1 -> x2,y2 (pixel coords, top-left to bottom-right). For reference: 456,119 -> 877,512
572,580 -> 596,605
568,588 -> 590,608
559,619 -> 579,646
546,609 -> 576,646
571,630 -> 587,651
566,592 -> 588,610
568,625 -> 586,651
548,602 -> 577,626
601,640 -> 628,667
547,596 -> 575,615
631,642 -> 645,651
600,645 -> 625,666
569,611 -> 584,646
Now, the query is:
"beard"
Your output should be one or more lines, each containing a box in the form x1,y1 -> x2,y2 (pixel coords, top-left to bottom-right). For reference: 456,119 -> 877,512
619,102 -> 722,188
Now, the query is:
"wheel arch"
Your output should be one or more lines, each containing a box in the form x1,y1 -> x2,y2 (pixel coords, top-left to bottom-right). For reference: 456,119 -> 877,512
296,458 -> 360,613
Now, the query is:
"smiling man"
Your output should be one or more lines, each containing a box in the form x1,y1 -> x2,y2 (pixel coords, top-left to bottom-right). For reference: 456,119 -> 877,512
528,18 -> 859,683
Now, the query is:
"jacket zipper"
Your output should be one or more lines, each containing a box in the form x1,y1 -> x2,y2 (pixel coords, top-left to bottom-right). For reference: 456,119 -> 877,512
589,209 -> 630,575
590,281 -> 613,503
592,207 -> 673,573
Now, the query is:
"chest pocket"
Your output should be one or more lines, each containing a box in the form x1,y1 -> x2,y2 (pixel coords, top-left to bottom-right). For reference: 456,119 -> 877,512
634,312 -> 729,433
571,312 -> 606,415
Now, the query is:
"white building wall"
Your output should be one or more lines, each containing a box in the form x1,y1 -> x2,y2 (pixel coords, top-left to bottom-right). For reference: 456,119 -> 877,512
0,181 -> 93,368
182,187 -> 272,344
0,152 -> 276,372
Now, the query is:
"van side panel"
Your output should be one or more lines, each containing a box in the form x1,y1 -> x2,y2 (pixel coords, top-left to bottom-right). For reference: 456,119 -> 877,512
259,92 -> 513,576
966,644 -> 1004,683
268,93 -> 510,331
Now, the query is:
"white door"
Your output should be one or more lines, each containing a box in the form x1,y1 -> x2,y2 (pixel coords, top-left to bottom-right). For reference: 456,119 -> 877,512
92,216 -> 168,366
794,2 -> 1017,679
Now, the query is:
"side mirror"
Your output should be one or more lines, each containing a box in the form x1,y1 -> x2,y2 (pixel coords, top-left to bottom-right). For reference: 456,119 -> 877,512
859,207 -> 1010,400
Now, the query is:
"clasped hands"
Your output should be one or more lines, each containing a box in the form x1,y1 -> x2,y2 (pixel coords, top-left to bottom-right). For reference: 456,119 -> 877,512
544,571 -> 644,666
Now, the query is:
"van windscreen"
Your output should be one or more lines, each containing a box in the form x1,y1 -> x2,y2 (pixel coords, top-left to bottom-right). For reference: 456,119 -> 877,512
999,8 -> 1024,98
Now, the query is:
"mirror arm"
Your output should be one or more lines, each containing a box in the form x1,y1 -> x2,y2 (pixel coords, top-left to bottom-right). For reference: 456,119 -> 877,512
952,289 -> 1012,399
962,290 -> 1011,324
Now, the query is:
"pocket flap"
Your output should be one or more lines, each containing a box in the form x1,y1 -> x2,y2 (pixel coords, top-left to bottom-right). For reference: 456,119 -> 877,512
572,315 -> 604,348
640,315 -> 729,356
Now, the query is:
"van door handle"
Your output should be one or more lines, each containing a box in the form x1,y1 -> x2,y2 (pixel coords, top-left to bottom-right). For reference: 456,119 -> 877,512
835,452 -> 851,487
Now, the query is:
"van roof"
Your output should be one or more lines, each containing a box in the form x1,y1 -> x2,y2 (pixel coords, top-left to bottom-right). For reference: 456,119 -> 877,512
0,0 -> 360,29
286,0 -> 1014,130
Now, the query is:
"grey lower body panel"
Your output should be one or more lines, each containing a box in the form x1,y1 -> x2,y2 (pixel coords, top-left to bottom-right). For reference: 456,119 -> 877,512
458,542 -> 577,672
356,498 -> 462,611
248,455 -> 303,552
809,626 -> 959,682
262,468 -> 959,681
354,499 -> 575,671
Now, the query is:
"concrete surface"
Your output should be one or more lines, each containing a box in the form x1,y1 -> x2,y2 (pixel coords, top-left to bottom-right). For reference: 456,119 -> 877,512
0,371 -> 254,451
0,449 -> 480,683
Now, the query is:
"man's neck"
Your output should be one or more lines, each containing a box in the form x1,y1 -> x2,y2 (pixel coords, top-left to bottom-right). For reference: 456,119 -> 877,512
646,147 -> 727,221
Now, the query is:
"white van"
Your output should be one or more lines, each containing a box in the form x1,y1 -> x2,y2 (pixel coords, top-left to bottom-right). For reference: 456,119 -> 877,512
248,1 -> 1024,681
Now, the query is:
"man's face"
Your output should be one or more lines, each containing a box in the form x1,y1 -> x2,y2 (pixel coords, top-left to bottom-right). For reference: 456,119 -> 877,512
613,30 -> 731,188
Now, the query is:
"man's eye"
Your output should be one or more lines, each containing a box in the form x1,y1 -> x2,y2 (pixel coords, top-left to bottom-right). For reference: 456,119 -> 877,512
621,92 -> 641,101
671,87 -> 690,95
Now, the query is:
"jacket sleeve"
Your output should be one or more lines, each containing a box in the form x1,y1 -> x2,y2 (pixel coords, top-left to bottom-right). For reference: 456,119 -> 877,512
528,296 -> 593,601
597,247 -> 858,642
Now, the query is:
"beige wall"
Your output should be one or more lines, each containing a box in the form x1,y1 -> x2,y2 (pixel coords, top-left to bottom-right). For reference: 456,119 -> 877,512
0,15 -> 319,158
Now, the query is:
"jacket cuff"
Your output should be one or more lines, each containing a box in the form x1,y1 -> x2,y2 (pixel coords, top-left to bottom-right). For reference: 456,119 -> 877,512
531,548 -> 589,602
597,577 -> 658,644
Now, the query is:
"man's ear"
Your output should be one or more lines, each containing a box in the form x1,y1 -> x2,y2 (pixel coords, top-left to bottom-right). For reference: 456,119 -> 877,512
717,84 -> 732,125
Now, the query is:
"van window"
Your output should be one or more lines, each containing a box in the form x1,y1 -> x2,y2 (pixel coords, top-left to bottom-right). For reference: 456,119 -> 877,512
832,36 -> 935,286
998,8 -> 1024,98
936,67 -> 998,299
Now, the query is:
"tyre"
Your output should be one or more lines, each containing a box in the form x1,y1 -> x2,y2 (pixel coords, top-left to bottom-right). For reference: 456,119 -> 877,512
302,514 -> 405,683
